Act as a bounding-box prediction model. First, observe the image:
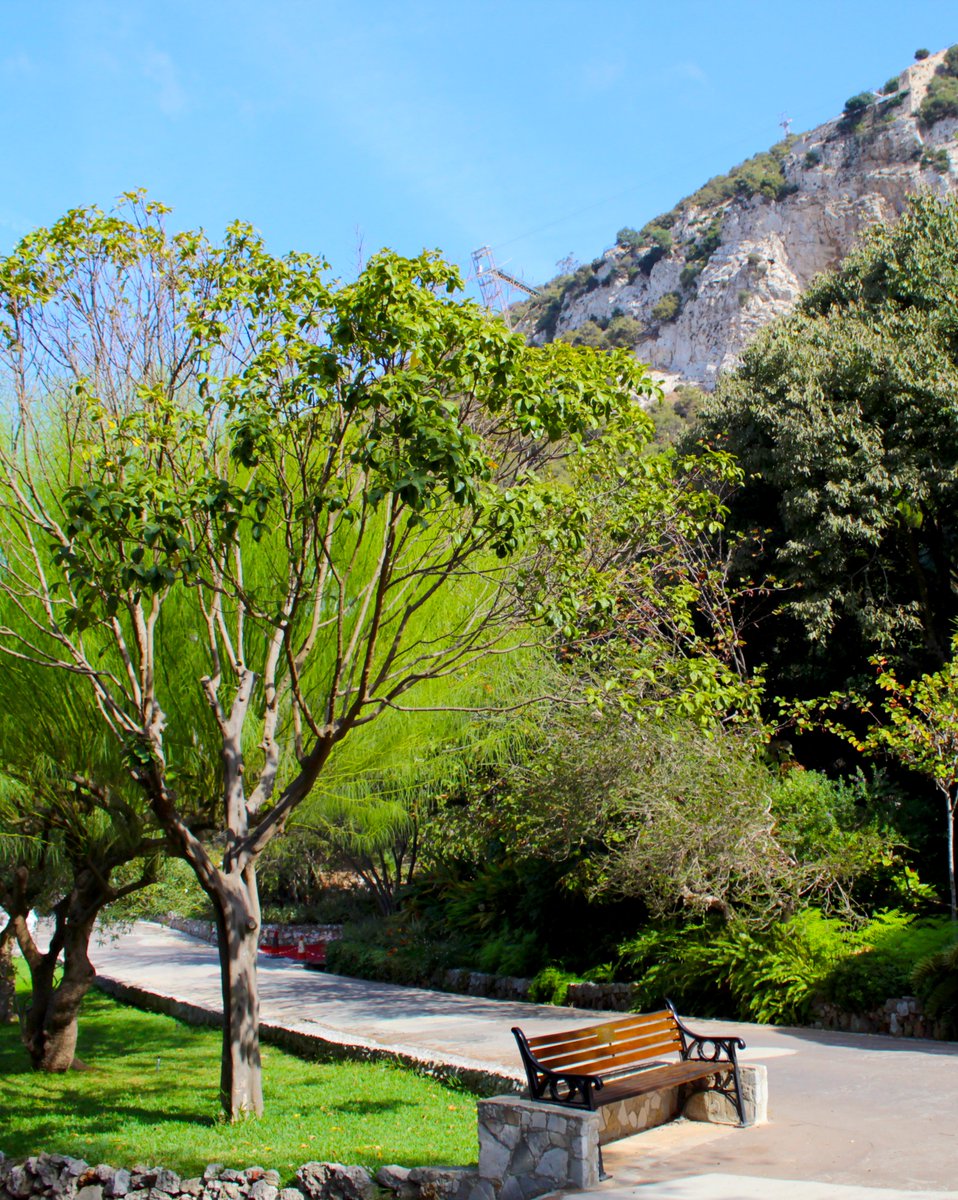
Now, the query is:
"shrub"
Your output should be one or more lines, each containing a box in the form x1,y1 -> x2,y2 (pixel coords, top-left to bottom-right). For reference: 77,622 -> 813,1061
619,911 -> 848,1025
882,76 -> 901,95
915,48 -> 930,61
679,263 -> 703,289
920,74 -> 958,127
650,386 -> 704,446
616,227 -> 642,248
651,292 -> 681,322
605,313 -> 644,347
921,145 -> 951,173
913,940 -> 958,1037
844,92 -> 873,116
686,218 -> 723,263
621,910 -> 958,1026
822,913 -> 958,1013
804,149 -> 823,168
737,289 -> 751,309
528,965 -> 582,1005
558,319 -> 609,349
476,929 -> 541,976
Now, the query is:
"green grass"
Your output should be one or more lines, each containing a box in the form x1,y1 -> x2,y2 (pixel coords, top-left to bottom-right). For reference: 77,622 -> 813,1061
0,972 -> 478,1179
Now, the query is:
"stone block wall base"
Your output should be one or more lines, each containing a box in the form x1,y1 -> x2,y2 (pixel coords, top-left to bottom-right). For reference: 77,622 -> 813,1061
682,1065 -> 768,1127
478,1096 -> 601,1200
597,1085 -> 682,1146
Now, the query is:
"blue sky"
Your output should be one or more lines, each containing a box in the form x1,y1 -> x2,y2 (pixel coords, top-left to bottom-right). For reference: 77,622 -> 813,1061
2,2 -> 956,296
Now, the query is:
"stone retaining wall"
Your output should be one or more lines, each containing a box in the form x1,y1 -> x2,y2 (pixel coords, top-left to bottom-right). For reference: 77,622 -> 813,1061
811,994 -> 946,1039
435,971 -> 639,1012
0,1155 -> 483,1200
160,917 -> 342,950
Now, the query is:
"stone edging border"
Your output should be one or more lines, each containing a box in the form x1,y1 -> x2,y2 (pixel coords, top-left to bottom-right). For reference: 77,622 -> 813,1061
94,975 -> 522,1099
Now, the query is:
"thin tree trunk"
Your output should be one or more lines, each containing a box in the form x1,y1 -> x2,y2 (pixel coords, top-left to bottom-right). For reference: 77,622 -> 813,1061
945,785 -> 957,922
0,924 -> 16,1024
211,864 -> 264,1119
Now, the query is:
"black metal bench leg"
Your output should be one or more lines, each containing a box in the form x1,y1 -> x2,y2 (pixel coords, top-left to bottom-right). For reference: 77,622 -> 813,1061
598,1143 -> 610,1182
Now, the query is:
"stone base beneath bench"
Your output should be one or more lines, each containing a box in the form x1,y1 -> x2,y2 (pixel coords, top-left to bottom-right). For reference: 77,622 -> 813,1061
683,1065 -> 768,1127
597,1083 -> 683,1144
478,1097 -> 602,1200
478,1066 -> 767,1199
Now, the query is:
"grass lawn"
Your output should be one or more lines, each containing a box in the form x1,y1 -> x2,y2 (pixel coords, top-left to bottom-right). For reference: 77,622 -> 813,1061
0,971 -> 478,1179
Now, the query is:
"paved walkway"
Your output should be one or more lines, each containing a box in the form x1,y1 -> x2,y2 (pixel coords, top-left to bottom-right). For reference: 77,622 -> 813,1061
92,922 -> 958,1200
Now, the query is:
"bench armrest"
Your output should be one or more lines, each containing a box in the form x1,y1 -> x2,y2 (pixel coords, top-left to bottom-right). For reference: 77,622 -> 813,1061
512,1026 -> 604,1108
664,999 -> 746,1064
682,1032 -> 746,1063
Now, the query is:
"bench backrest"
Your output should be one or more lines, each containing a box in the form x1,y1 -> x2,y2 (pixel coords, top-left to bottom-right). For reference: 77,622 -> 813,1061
520,1008 -> 682,1078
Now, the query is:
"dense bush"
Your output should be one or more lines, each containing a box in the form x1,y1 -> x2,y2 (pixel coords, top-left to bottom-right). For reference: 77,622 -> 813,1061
679,263 -> 703,289
605,313 -> 644,347
652,291 -> 681,322
685,218 -> 723,263
618,910 -> 957,1024
844,92 -> 873,115
882,76 -> 901,95
558,319 -> 609,349
919,45 -> 958,126
804,149 -> 823,168
324,914 -> 470,986
616,227 -> 642,248
915,48 -> 930,61
921,146 -> 951,173
912,940 -> 958,1036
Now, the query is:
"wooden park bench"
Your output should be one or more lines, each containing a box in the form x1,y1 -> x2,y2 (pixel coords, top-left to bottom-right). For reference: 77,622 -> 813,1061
512,999 -> 747,1125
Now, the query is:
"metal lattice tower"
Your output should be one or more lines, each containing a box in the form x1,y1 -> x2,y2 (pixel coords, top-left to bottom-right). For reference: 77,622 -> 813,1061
471,246 -> 539,316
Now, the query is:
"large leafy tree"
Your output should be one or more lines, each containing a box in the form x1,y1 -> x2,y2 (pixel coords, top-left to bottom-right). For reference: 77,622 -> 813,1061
0,195 -> 655,1117
697,194 -> 958,682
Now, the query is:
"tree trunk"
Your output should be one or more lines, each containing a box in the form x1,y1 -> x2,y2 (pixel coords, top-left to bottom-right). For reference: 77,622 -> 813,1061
18,910 -> 97,1070
0,925 -> 16,1024
211,864 -> 264,1119
945,786 -> 957,922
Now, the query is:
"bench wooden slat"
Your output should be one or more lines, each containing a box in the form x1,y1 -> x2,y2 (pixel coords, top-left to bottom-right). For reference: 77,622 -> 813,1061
593,1059 -> 730,1106
525,1012 -> 674,1050
531,1028 -> 683,1072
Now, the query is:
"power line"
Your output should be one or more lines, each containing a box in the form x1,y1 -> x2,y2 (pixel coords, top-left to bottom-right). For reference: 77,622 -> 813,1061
487,110 -> 824,261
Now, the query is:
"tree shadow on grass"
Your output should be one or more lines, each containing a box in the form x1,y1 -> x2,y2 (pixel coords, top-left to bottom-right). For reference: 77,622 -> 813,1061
328,1099 -> 413,1115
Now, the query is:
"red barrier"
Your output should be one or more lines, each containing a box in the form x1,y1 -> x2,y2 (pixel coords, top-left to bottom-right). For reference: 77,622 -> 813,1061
259,942 -> 326,965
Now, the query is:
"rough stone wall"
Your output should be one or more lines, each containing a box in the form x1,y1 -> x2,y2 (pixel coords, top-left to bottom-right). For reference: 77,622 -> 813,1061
437,970 -> 638,1011
811,994 -> 946,1039
0,1156 -> 483,1200
160,917 -> 341,949
597,1085 -> 682,1144
527,49 -> 958,390
477,1097 -> 600,1200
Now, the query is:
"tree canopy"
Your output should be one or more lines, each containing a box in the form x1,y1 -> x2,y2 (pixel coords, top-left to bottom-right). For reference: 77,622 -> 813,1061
696,194 -> 958,681
0,194 -> 660,1115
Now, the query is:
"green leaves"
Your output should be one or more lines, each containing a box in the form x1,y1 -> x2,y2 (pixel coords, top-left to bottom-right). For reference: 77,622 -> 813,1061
699,194 -> 958,669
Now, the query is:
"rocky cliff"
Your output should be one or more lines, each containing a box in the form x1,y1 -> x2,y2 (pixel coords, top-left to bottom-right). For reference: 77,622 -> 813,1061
515,48 -> 958,390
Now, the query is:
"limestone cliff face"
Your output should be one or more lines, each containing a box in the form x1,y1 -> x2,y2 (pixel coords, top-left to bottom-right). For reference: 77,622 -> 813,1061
518,51 -> 958,390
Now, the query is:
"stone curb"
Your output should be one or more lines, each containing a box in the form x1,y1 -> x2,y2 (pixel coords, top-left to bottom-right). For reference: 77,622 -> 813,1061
94,975 -> 522,1099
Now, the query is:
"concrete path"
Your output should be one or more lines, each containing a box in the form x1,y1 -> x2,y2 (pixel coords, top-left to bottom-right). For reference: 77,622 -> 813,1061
91,922 -> 958,1199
